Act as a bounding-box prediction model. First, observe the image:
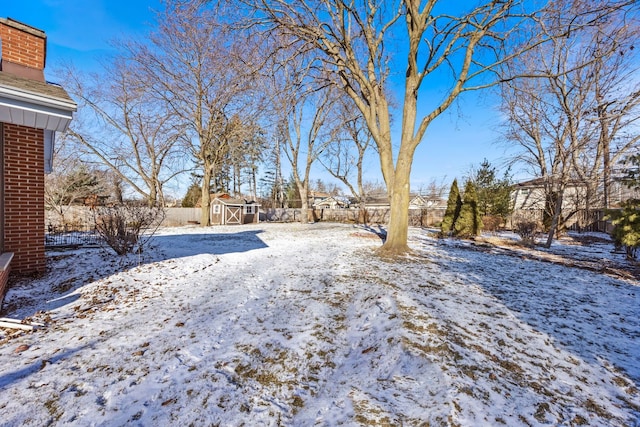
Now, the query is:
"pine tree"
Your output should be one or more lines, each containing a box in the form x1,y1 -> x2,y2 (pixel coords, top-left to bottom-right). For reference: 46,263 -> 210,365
181,182 -> 201,207
441,179 -> 462,235
608,154 -> 640,259
472,159 -> 513,226
455,180 -> 483,238
610,199 -> 640,259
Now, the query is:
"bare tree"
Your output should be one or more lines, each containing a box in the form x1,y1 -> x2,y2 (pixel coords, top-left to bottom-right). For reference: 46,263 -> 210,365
60,59 -> 185,207
248,0 -> 562,255
270,48 -> 339,223
226,119 -> 267,199
45,135 -> 107,227
320,95 -> 374,209
417,178 -> 448,202
589,16 -> 640,209
501,0 -> 640,246
122,2 -> 264,225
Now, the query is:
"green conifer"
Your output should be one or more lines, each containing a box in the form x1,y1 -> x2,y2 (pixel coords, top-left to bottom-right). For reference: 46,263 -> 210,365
608,154 -> 640,259
610,199 -> 640,259
441,179 -> 462,235
455,180 -> 483,238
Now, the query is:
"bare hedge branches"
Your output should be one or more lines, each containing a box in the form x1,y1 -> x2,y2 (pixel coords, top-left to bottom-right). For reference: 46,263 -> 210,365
94,205 -> 165,255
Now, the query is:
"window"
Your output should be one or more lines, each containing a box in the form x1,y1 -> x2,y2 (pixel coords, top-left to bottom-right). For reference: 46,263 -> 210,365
245,205 -> 254,214
213,204 -> 221,214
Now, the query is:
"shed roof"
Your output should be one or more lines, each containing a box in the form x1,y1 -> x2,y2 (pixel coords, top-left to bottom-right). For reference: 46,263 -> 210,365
213,197 -> 260,206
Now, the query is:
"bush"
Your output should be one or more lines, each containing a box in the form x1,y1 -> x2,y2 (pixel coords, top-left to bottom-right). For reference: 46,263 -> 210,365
515,220 -> 538,246
94,204 -> 165,255
482,215 -> 503,233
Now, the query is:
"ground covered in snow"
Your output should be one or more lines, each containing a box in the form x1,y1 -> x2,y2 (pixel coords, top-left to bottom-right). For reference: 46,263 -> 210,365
0,223 -> 638,426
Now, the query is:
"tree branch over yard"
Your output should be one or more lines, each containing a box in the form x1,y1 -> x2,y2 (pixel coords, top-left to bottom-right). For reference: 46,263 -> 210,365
120,2 -> 265,224
500,0 -> 640,246
60,61 -> 186,207
245,0 -> 574,256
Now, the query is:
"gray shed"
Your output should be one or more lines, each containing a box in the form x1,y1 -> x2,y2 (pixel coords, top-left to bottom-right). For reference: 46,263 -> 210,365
210,196 -> 260,225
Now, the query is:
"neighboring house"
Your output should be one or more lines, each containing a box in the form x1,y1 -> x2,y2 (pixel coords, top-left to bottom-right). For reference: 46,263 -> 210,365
313,196 -> 347,210
607,178 -> 640,207
210,194 -> 260,225
409,194 -> 447,210
362,194 -> 390,209
511,178 -> 588,211
0,18 -> 76,302
308,191 -> 331,207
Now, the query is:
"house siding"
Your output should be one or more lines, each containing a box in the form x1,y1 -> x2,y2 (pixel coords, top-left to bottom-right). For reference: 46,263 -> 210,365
2,123 -> 45,274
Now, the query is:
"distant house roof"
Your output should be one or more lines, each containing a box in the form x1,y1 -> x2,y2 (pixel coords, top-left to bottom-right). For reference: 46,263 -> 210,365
309,191 -> 331,199
514,177 -> 586,189
313,196 -> 347,208
0,71 -> 77,132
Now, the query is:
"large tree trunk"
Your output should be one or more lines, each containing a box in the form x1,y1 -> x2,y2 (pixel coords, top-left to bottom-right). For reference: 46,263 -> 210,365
603,140 -> 611,209
298,185 -> 309,224
148,186 -> 157,208
200,168 -> 212,226
380,183 -> 411,255
378,151 -> 412,255
545,190 -> 564,248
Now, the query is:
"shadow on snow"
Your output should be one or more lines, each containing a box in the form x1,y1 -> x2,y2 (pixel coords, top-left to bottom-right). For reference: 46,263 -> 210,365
1,229 -> 268,320
429,237 -> 640,387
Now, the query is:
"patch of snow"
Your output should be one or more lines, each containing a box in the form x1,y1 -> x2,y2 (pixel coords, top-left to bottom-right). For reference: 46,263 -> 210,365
0,223 -> 638,426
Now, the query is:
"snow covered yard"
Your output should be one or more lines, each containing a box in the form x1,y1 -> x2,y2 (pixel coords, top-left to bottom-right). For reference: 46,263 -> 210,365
0,222 -> 638,426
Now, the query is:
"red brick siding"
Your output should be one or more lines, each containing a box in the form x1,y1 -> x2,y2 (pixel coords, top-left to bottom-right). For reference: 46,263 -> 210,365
3,124 -> 45,274
0,22 -> 46,70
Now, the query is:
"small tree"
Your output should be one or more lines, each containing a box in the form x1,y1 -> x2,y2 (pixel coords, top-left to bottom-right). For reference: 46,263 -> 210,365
455,181 -> 483,238
441,179 -> 462,236
472,159 -> 513,228
181,182 -> 201,208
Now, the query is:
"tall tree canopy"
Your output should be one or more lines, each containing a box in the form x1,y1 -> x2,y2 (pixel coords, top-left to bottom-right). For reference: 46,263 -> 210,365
248,0 -> 584,255
121,2 -> 265,224
500,0 -> 640,246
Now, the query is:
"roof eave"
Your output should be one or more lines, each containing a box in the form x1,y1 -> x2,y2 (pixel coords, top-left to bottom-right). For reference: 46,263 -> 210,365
0,84 -> 77,112
0,86 -> 76,132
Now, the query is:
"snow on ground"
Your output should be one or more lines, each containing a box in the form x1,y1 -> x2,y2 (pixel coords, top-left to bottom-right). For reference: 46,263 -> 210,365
0,222 -> 638,426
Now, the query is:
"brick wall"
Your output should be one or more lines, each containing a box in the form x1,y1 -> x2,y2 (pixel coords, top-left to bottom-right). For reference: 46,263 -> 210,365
0,19 -> 46,70
3,123 -> 45,274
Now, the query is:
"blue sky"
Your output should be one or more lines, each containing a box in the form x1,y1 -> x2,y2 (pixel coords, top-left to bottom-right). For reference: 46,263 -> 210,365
3,1 -> 520,196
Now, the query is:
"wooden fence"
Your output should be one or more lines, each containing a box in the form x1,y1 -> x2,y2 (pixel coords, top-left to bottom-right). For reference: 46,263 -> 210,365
509,209 -> 614,233
45,206 -> 614,237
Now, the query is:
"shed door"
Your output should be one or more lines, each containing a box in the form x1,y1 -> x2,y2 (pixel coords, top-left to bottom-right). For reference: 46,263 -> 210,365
225,206 -> 241,224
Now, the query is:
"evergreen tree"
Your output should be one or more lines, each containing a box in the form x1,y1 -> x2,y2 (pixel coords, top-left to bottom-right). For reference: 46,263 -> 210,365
472,159 -> 513,225
608,154 -> 640,259
455,180 -> 483,238
441,179 -> 462,235
181,182 -> 201,207
474,159 -> 495,217
610,200 -> 640,259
